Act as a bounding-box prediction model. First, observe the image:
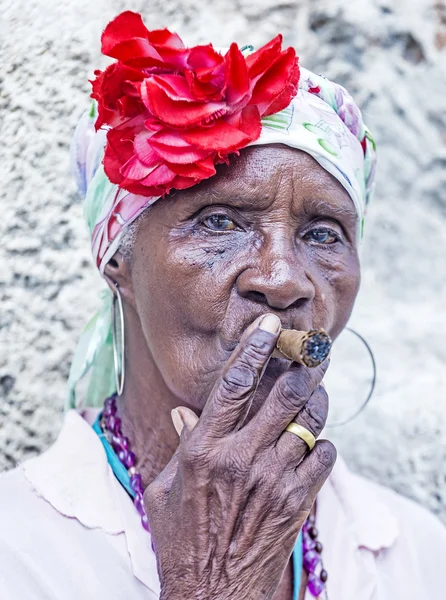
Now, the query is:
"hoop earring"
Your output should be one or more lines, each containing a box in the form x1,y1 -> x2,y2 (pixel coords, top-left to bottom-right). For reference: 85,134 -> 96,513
326,327 -> 377,428
112,284 -> 125,396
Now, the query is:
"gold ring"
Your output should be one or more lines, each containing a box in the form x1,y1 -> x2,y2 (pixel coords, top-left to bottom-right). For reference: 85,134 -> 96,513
285,422 -> 316,450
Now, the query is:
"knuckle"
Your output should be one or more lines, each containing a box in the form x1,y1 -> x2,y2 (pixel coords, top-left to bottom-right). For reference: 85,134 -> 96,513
180,441 -> 206,468
274,372 -> 308,412
221,362 -> 258,399
313,440 -> 337,469
300,389 -> 328,433
243,332 -> 274,360
144,478 -> 164,505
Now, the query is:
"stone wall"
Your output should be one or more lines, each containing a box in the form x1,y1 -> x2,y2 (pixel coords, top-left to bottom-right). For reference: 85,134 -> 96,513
1,0 -> 445,521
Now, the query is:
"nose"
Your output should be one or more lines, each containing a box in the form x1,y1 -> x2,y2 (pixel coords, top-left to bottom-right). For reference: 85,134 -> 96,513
236,230 -> 315,310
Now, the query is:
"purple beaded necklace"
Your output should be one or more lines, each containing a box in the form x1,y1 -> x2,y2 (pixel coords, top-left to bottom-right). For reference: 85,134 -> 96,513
100,394 -> 328,598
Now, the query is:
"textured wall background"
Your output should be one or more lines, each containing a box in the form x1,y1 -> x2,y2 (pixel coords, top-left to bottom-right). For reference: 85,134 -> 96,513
1,0 -> 445,521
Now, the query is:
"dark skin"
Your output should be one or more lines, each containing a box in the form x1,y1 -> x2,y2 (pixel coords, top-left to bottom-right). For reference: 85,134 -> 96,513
104,146 -> 361,599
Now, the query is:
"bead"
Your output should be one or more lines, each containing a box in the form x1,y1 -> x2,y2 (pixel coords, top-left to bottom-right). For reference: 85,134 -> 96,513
124,450 -> 136,468
303,537 -> 316,552
320,569 -> 328,583
128,466 -> 137,476
303,550 -> 320,573
309,526 -> 318,540
112,417 -> 122,434
107,415 -> 117,432
130,473 -> 143,494
111,435 -> 122,451
104,396 -> 116,408
315,541 -> 323,553
112,434 -> 128,451
141,513 -> 150,531
134,492 -> 145,516
103,403 -> 117,417
307,574 -> 324,597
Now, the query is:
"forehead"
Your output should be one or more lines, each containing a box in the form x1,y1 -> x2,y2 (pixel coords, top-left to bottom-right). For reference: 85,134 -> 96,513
169,144 -> 356,216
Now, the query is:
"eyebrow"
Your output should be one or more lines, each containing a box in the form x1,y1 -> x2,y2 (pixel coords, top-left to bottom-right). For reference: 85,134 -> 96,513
302,196 -> 358,223
173,180 -> 359,223
181,185 -> 273,211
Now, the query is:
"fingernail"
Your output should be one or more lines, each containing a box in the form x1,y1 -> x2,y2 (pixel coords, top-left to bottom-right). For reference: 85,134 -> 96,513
259,314 -> 281,334
171,409 -> 184,436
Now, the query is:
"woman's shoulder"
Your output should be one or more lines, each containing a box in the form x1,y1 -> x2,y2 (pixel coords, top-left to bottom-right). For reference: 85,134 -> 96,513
345,461 -> 446,584
0,465 -> 52,546
0,464 -> 39,515
356,469 -> 446,543
0,465 -> 54,595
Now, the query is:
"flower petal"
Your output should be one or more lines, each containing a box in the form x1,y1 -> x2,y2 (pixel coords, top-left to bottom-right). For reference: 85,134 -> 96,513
250,48 -> 299,116
101,11 -> 188,70
230,105 -> 262,140
150,130 -> 210,163
142,79 -> 227,127
182,118 -> 253,151
151,142 -> 209,164
120,155 -> 158,181
140,163 -> 177,187
133,130 -> 159,166
261,57 -> 300,116
224,43 -> 250,108
149,74 -> 198,102
187,45 -> 223,70
146,28 -> 185,50
168,156 -> 216,178
90,63 -> 145,129
245,35 -> 282,79
101,11 -> 150,56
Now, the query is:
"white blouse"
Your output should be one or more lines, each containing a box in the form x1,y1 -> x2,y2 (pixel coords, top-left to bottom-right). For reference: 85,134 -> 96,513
0,409 -> 445,599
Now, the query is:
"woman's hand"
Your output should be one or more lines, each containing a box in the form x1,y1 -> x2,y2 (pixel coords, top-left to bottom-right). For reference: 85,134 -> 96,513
144,314 -> 336,600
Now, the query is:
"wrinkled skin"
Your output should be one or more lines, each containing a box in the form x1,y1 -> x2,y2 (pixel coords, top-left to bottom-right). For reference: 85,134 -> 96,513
104,146 -> 361,599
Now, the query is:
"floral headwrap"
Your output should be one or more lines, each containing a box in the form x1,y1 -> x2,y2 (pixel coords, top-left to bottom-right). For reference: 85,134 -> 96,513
67,11 -> 376,408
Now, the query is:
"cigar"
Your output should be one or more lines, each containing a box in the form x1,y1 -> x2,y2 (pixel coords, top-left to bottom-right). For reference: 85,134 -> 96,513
273,329 -> 332,368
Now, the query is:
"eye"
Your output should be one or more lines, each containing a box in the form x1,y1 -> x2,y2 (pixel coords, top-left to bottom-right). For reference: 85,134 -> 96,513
304,227 -> 340,245
202,213 -> 237,232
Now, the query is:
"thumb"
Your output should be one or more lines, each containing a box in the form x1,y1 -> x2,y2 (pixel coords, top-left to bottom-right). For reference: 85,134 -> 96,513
154,407 -> 200,487
171,406 -> 199,438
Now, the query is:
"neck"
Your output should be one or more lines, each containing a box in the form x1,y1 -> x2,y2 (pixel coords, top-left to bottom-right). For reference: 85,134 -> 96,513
115,309 -> 181,488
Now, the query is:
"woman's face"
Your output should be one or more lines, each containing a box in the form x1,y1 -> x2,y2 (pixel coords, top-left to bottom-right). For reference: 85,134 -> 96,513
129,146 -> 360,410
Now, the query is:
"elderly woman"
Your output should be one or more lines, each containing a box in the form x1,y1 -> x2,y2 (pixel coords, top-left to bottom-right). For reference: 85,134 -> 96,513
0,10 -> 445,600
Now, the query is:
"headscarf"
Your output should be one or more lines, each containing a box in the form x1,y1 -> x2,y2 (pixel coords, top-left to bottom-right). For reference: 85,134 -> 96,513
67,14 -> 377,409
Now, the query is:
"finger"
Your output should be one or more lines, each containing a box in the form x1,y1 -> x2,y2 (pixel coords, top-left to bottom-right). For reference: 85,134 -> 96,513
157,407 -> 199,488
243,359 -> 329,447
275,385 -> 329,466
171,406 -> 199,436
198,313 -> 281,437
293,440 -> 337,501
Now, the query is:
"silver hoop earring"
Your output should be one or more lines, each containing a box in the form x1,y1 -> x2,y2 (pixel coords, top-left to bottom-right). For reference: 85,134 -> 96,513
327,327 -> 376,428
112,284 -> 125,396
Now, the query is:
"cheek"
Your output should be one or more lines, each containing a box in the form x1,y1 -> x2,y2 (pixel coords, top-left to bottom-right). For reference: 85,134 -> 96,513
131,233 -> 245,404
311,248 -> 360,339
162,233 -> 247,330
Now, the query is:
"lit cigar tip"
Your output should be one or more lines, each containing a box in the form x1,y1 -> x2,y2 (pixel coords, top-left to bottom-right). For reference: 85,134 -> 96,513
275,329 -> 332,368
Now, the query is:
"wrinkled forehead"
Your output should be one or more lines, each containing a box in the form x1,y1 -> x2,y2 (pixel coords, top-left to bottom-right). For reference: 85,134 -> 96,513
169,145 -> 356,214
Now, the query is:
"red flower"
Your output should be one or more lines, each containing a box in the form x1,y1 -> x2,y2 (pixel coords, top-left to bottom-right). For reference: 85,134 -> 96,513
91,11 -> 300,197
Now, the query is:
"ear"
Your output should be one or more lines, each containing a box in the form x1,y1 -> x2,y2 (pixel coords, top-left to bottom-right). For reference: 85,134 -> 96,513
103,250 -> 136,309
